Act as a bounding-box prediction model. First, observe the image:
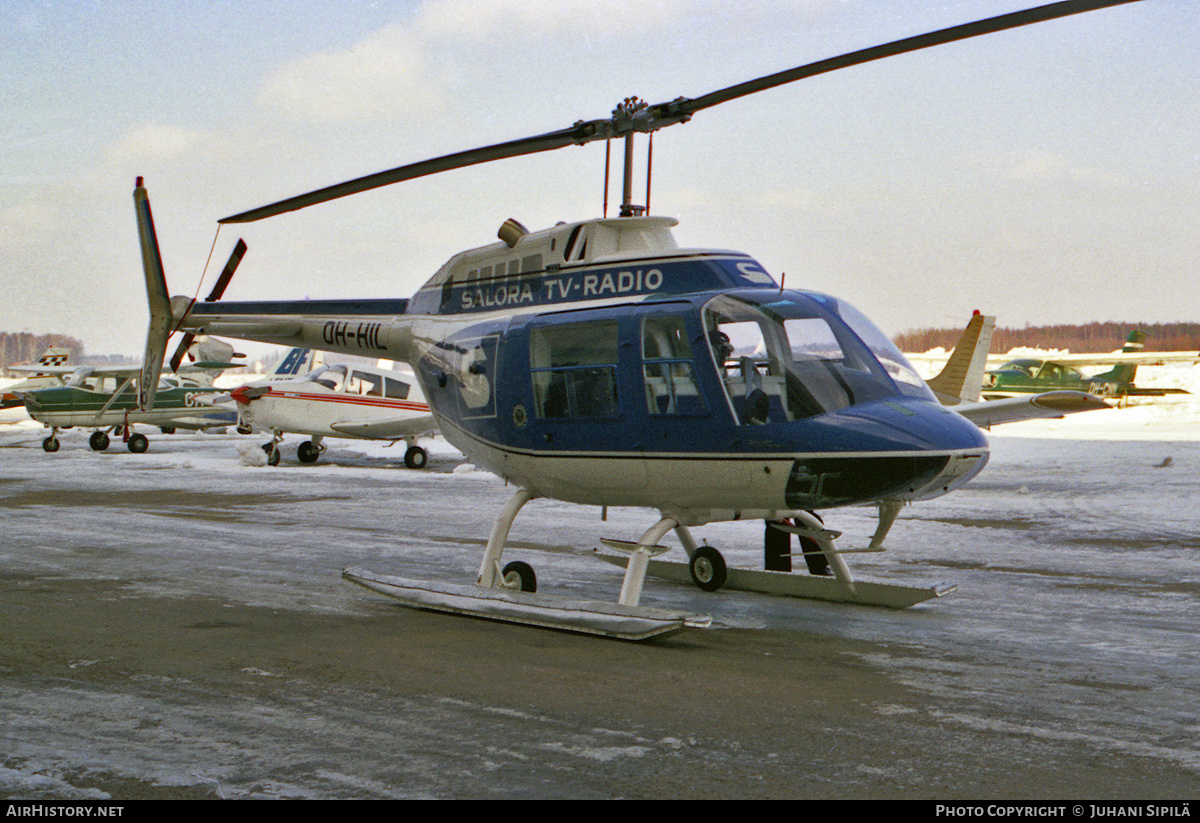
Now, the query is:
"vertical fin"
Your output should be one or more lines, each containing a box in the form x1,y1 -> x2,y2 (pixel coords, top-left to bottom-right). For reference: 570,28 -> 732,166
1094,329 -> 1146,386
926,312 -> 996,405
135,177 -> 173,411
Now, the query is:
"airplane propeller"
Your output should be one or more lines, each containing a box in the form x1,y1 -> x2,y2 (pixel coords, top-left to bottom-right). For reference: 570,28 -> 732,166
168,238 -> 247,372
218,0 -> 1141,225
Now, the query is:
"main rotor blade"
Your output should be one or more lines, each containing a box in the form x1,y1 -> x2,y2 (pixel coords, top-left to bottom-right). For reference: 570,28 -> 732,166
219,0 -> 1141,224
220,125 -> 602,223
681,0 -> 1141,114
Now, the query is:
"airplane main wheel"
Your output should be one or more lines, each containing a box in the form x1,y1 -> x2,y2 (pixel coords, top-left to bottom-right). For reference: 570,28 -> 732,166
501,561 -> 537,593
42,436 -> 60,453
262,443 -> 281,466
689,546 -> 727,592
89,431 -> 110,451
127,433 -> 149,454
297,441 -> 320,464
404,445 -> 428,469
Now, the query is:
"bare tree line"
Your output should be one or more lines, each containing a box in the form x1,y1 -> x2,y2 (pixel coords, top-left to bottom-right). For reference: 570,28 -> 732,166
895,322 -> 1200,354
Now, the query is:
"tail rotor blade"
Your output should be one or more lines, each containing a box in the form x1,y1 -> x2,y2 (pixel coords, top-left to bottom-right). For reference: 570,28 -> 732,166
168,238 -> 247,372
206,238 -> 247,301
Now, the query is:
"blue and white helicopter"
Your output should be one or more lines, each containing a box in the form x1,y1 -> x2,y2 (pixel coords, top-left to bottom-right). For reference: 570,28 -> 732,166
139,0 -> 1140,640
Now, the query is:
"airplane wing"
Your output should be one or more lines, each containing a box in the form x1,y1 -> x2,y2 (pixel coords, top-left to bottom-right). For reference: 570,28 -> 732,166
986,352 -> 1200,368
952,390 -> 1110,428
6,364 -> 145,378
330,415 -> 437,440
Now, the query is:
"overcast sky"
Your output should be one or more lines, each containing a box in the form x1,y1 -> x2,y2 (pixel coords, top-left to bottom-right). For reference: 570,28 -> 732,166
1,0 -> 1195,356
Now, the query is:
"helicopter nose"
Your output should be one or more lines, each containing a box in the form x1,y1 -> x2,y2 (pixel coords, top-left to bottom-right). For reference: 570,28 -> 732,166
837,397 -> 989,453
839,398 -> 989,497
782,398 -> 989,509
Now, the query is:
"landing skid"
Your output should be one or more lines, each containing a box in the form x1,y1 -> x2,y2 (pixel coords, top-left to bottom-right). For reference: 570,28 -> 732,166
595,503 -> 955,609
343,567 -> 708,641
591,554 -> 953,608
343,488 -> 711,641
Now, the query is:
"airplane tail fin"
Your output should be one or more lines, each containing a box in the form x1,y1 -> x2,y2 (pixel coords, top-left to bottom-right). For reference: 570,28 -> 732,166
266,347 -> 324,380
135,177 -> 173,411
35,347 -> 71,370
926,311 -> 996,405
1093,329 -> 1146,385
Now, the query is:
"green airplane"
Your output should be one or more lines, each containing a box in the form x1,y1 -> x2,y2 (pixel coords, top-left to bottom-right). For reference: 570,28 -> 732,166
15,339 -> 242,453
981,331 -> 1199,401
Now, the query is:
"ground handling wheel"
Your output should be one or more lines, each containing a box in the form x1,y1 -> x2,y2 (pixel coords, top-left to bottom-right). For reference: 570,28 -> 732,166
501,561 -> 537,592
689,546 -> 728,592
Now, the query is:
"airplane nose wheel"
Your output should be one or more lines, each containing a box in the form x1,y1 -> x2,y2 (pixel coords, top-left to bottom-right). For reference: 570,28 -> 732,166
688,546 -> 727,592
262,442 -> 281,466
297,440 -> 321,464
42,436 -> 60,453
89,431 -> 110,451
501,560 -> 537,592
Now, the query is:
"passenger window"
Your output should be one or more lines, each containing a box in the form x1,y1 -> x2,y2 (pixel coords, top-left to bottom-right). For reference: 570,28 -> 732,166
351,371 -> 384,396
383,378 -> 410,400
642,316 -> 705,415
530,320 -> 619,419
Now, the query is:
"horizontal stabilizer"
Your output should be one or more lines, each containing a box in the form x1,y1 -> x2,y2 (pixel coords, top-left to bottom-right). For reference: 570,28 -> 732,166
954,390 -> 1109,428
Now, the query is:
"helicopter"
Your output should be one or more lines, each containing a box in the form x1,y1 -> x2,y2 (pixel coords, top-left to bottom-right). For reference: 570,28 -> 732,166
139,0 -> 1143,640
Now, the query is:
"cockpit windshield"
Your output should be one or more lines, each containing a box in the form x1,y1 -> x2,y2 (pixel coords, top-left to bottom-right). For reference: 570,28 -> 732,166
703,292 -> 933,424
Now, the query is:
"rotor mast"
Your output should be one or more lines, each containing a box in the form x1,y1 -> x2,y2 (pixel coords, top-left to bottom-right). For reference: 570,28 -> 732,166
614,97 -> 650,218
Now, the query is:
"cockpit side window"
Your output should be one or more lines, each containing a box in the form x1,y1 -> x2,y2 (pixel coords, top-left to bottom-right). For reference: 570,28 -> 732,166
308,365 -> 347,392
642,316 -> 706,415
530,319 -> 619,419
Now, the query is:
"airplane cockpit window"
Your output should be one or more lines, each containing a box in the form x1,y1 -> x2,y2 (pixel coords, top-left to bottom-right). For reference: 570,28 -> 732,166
306,365 -> 347,391
383,377 -> 410,399
642,316 -> 706,415
67,369 -> 96,389
704,292 -> 931,424
530,319 -> 620,419
999,360 -> 1035,378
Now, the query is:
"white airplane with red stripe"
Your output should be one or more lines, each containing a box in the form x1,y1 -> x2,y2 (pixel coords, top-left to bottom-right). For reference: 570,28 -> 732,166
230,361 -> 436,468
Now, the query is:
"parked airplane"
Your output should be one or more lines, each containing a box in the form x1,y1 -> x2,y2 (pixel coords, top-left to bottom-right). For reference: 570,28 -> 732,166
982,330 -> 1199,401
18,337 -> 242,453
138,1 -> 1143,640
229,359 -> 436,468
921,312 -> 1110,428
